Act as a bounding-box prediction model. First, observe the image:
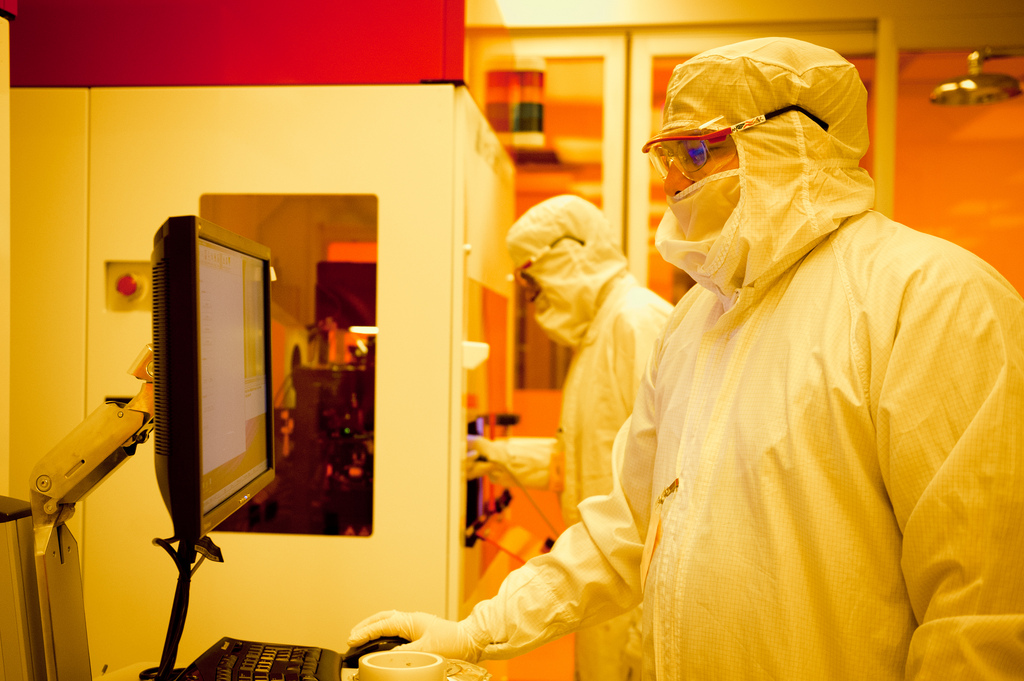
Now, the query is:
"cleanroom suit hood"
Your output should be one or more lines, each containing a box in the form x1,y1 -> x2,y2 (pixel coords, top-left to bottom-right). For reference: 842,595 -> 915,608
655,37 -> 875,309
507,195 -> 630,349
447,37 -> 1024,680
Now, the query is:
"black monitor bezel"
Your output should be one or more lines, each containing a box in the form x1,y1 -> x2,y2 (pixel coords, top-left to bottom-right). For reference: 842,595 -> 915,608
152,215 -> 275,550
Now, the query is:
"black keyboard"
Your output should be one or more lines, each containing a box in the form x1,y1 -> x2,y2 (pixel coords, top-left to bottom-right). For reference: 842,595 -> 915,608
179,637 -> 344,681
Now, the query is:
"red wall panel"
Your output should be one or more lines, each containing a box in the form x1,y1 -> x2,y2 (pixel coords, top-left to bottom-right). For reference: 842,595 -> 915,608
10,0 -> 464,87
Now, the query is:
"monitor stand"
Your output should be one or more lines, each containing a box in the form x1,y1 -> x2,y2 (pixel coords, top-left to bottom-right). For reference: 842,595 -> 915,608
0,496 -> 47,680
2,497 -> 91,680
39,522 -> 92,678
15,345 -> 155,681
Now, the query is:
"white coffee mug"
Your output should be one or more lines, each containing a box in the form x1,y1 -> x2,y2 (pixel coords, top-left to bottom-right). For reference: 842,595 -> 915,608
358,651 -> 447,681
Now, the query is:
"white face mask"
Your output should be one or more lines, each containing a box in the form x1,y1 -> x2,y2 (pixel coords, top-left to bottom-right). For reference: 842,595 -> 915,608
656,168 -> 742,276
534,290 -> 587,348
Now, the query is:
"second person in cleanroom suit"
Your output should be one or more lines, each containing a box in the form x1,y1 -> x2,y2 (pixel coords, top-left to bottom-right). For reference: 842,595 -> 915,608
350,36 -> 1024,679
468,194 -> 672,681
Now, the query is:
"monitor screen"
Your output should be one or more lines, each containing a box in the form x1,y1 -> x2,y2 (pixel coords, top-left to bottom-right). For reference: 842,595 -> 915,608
153,216 -> 275,551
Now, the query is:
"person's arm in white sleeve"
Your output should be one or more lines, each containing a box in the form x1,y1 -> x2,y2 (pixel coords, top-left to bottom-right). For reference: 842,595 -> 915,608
876,263 -> 1024,677
465,414 -> 655,659
349,419 -> 649,660
350,325 -> 668,661
463,313 -> 669,656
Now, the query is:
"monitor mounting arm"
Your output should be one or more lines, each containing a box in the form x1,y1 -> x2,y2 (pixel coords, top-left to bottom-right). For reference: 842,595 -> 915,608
27,344 -> 155,680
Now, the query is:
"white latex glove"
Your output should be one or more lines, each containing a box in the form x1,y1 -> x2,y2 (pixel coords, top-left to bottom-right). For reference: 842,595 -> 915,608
470,437 -> 508,464
464,455 -> 498,481
347,610 -> 485,663
468,437 -> 556,489
465,436 -> 508,481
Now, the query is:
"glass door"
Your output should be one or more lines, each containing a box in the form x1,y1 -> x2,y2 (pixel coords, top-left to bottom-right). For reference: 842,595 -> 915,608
505,35 -> 627,390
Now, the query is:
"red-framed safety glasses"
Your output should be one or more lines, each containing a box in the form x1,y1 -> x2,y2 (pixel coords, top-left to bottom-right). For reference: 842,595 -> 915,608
642,105 -> 828,180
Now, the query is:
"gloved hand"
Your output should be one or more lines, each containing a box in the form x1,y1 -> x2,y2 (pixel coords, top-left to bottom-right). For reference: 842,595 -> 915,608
466,437 -> 556,490
464,455 -> 498,481
347,610 -> 485,663
465,437 -> 508,481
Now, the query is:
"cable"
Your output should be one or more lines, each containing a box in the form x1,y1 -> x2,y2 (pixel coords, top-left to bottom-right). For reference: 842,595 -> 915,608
154,565 -> 190,680
472,533 -> 527,565
140,538 -> 200,681
487,461 -> 562,538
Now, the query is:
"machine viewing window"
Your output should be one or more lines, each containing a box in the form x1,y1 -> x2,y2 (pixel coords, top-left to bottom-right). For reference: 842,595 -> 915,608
199,194 -> 379,537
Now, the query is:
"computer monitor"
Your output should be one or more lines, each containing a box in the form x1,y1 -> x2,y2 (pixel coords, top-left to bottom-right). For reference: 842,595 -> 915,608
152,215 -> 275,556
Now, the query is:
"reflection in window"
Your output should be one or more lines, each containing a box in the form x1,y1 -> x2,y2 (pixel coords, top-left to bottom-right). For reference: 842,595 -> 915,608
200,194 -> 379,536
510,58 -> 604,390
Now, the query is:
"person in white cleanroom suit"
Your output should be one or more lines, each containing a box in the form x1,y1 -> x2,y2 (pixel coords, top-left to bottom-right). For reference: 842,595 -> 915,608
349,37 -> 1024,679
467,194 -> 672,681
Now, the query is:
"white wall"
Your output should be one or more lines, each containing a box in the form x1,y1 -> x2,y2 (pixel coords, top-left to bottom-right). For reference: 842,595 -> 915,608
85,85 -> 462,673
8,89 -> 90,515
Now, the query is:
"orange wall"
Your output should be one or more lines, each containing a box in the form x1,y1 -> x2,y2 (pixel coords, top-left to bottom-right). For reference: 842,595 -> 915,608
893,53 -> 1024,294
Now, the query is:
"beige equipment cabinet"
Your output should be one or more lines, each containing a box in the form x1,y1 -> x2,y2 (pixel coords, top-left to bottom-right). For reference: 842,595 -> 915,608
10,83 -> 514,676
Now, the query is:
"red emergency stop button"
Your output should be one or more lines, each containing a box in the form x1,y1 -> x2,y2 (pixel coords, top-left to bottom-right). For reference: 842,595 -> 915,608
116,274 -> 139,297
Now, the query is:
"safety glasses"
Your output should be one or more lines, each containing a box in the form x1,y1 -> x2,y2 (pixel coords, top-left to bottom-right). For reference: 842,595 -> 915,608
513,235 -> 585,302
514,267 -> 541,302
642,105 -> 829,181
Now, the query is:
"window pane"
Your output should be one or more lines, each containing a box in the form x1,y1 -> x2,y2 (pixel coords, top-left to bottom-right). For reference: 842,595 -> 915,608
200,194 -> 379,537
